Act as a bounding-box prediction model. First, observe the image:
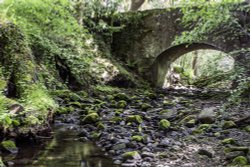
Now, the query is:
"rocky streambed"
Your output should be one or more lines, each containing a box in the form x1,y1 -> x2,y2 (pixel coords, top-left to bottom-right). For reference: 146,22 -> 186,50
1,87 -> 250,167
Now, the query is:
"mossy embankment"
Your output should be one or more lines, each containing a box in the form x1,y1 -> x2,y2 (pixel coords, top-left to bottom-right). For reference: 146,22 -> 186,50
0,0 -> 145,142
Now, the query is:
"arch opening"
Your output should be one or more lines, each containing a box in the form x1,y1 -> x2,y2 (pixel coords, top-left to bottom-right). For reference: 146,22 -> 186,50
163,49 -> 234,89
151,43 -> 235,89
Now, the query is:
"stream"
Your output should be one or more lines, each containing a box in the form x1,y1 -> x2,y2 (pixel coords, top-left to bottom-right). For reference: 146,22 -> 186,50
4,122 -> 118,167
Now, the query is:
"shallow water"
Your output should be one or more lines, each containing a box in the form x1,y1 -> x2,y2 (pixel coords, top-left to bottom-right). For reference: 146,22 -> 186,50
5,123 -> 118,167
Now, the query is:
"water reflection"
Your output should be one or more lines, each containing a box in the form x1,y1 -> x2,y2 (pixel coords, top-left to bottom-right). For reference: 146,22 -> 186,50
11,124 -> 118,167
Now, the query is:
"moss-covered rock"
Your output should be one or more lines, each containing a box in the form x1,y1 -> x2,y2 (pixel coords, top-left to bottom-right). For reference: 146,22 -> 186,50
0,140 -> 18,154
97,122 -> 105,130
231,156 -> 248,166
90,132 -> 101,139
158,119 -> 171,130
122,151 -> 141,160
140,103 -> 152,111
222,121 -> 237,129
180,115 -> 196,124
192,124 -> 211,135
0,156 -> 5,167
81,113 -> 100,124
185,119 -> 196,128
116,100 -> 127,108
163,100 -> 175,107
245,125 -> 250,133
111,116 -> 123,123
131,135 -> 143,142
126,115 -> 143,124
221,138 -> 236,145
224,147 -> 249,154
159,109 -> 171,114
115,93 -> 130,101
146,92 -> 157,99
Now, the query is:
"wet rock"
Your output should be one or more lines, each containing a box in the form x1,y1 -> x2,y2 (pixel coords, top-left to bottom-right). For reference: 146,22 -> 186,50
225,151 -> 245,160
141,161 -> 151,167
197,148 -> 214,158
159,138 -> 172,147
121,162 -> 137,167
114,160 -> 122,165
112,143 -> 126,150
142,152 -> 155,158
197,107 -> 215,124
122,151 -> 141,160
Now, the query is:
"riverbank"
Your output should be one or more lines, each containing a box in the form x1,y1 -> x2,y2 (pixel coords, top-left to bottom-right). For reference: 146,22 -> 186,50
2,87 -> 249,167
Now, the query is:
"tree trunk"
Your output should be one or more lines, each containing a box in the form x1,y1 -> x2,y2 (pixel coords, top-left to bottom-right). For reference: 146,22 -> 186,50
192,51 -> 198,77
130,0 -> 146,11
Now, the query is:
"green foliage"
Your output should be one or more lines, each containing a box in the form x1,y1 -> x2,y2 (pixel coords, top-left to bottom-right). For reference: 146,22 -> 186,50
1,0 -> 81,39
22,84 -> 57,121
175,0 -> 244,44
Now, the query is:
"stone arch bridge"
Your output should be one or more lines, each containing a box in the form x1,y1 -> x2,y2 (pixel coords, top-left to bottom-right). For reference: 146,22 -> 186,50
112,6 -> 250,87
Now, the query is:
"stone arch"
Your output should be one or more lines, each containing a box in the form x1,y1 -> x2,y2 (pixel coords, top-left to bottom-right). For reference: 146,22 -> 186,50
150,43 -> 231,87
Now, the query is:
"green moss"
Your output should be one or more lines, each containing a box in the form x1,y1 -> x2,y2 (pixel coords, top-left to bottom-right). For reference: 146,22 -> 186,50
0,156 -> 5,167
115,93 -> 130,101
12,120 -> 20,126
145,92 -> 157,99
116,100 -> 127,108
159,109 -> 171,114
126,115 -> 143,124
95,85 -> 120,94
69,101 -> 83,108
87,109 -> 97,114
222,121 -> 236,129
221,138 -> 236,145
1,140 -> 17,153
115,109 -> 123,116
90,132 -> 101,139
111,116 -> 122,123
97,122 -> 105,130
180,115 -> 196,124
192,124 -> 211,135
131,135 -> 143,142
140,103 -> 152,111
231,156 -> 248,166
81,113 -> 100,124
122,151 -> 140,160
159,119 -> 171,130
244,125 -> 250,133
57,107 -> 68,114
163,100 -> 175,107
198,124 -> 211,130
107,95 -> 114,101
185,119 -> 196,127
224,147 -> 249,153
24,115 -> 40,125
